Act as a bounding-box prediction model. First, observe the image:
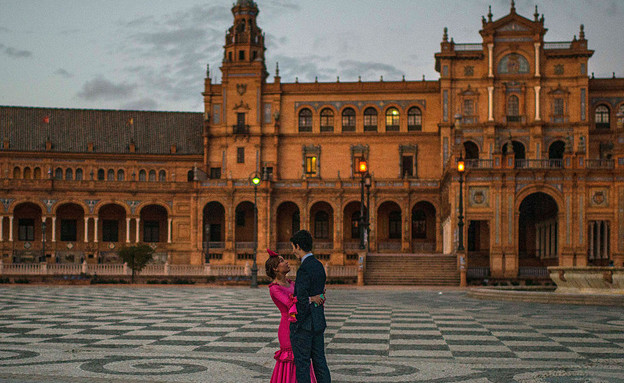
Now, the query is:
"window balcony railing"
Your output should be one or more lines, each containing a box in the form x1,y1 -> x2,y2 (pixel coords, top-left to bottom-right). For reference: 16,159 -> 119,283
378,241 -> 401,251
235,241 -> 255,249
462,116 -> 478,124
385,125 -> 399,132
363,125 -> 378,132
586,159 -> 614,169
595,122 -> 611,130
233,124 -> 250,135
544,41 -> 572,50
315,241 -> 333,250
550,115 -> 568,123
454,43 -> 482,51
465,159 -> 494,169
207,242 -> 225,249
320,126 -> 334,132
515,159 -> 563,169
506,115 -> 525,123
411,242 -> 435,253
343,241 -> 361,250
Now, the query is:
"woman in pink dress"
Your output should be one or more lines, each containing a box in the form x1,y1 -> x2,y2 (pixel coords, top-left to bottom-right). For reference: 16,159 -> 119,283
266,249 -> 323,383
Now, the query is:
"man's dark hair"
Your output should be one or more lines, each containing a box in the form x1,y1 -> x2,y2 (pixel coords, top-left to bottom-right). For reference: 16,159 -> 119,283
290,230 -> 313,252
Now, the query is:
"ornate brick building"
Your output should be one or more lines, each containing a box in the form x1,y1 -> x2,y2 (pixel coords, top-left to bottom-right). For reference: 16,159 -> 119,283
1,1 -> 623,281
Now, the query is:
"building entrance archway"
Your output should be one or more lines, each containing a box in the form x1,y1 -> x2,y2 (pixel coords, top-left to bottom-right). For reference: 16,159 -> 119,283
518,192 -> 559,272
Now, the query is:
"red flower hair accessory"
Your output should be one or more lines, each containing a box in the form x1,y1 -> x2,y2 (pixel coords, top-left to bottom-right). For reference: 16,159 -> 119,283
267,249 -> 279,257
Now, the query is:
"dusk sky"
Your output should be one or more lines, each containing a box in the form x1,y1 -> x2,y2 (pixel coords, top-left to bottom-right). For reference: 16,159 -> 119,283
1,0 -> 623,112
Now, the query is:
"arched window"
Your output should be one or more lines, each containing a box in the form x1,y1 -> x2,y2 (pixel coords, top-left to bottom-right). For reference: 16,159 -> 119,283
117,169 -> 125,181
139,170 -> 147,182
314,211 -> 329,239
320,108 -> 334,132
342,108 -> 356,132
97,169 -> 105,181
385,107 -> 400,131
351,211 -> 361,239
33,167 -> 42,179
497,53 -> 530,74
363,107 -> 378,132
65,168 -> 73,180
23,167 -> 32,179
595,105 -> 610,129
158,170 -> 166,182
507,95 -> 520,121
298,108 -> 312,132
13,167 -> 21,179
389,211 -> 402,239
75,168 -> 83,180
148,170 -> 156,182
55,168 -> 63,180
463,141 -> 480,160
107,169 -> 115,181
407,107 -> 422,131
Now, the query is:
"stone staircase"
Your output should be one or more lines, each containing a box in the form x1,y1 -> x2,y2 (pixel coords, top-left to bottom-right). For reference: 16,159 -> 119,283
364,253 -> 460,286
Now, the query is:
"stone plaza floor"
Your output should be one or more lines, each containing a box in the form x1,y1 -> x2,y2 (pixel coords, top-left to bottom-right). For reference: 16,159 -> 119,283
0,286 -> 622,383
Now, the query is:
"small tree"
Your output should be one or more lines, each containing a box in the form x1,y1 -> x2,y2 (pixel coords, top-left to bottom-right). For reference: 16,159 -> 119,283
118,244 -> 154,283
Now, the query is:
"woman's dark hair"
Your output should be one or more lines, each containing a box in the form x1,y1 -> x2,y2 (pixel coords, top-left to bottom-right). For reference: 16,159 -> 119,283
265,256 -> 281,279
290,229 -> 313,252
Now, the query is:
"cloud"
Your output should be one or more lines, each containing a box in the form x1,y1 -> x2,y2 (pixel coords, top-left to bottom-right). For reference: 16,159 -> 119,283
54,68 -> 73,78
0,43 -> 32,58
76,76 -> 135,101
121,98 -> 159,110
337,60 -> 405,81
0,27 -> 10,33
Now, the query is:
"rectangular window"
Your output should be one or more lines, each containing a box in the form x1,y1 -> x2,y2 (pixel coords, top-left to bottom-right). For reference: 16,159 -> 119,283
210,167 -> 221,179
237,147 -> 245,164
143,221 -> 160,242
463,99 -> 475,116
442,65 -> 449,77
263,166 -> 273,180
18,219 -> 35,241
237,113 -> 245,126
60,219 -> 77,242
213,104 -> 221,124
263,103 -> 272,123
554,98 -> 564,116
102,220 -> 119,242
443,90 -> 449,122
239,50 -> 245,60
402,155 -> 414,177
580,63 -> 587,75
389,213 -> 402,239
580,88 -> 586,121
305,156 -> 318,176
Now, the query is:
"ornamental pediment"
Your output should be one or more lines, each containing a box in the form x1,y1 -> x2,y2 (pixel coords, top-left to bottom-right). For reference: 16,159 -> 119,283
497,22 -> 529,32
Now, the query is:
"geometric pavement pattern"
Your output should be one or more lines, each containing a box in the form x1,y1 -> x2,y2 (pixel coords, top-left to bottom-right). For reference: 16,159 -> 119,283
0,286 -> 622,382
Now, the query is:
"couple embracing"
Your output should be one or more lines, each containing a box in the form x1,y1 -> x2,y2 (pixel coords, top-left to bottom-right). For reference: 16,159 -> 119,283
265,230 -> 331,383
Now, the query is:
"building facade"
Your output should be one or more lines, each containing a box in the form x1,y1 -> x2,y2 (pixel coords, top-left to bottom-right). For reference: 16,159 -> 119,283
1,1 -> 623,279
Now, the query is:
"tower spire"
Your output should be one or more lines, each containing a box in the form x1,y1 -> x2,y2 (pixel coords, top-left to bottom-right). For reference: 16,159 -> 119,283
443,27 -> 448,42
510,0 -> 516,13
534,5 -> 539,21
579,24 -> 585,40
488,5 -> 493,22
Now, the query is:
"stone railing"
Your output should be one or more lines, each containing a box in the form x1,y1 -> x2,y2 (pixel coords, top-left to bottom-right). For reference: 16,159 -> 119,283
0,260 -> 356,279
548,266 -> 624,293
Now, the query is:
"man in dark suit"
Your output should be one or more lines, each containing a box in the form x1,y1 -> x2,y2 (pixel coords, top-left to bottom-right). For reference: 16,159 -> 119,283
290,230 -> 331,383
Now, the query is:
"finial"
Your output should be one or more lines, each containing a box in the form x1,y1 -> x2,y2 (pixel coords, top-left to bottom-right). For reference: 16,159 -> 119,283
443,27 -> 448,42
380,75 -> 383,82
206,64 -> 210,77
337,76 -> 340,82
510,0 -> 515,13
614,72 -> 616,79
358,75 -> 361,82
591,72 -> 594,79
488,5 -> 492,22
573,35 -> 577,41
579,24 -> 585,40
422,74 -> 425,81
275,62 -> 279,76
402,75 -> 405,81
315,76 -> 318,82
450,37 -> 454,44
295,77 -> 298,83
534,5 -> 539,21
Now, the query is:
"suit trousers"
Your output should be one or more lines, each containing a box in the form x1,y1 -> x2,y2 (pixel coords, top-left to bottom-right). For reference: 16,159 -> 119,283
291,327 -> 331,383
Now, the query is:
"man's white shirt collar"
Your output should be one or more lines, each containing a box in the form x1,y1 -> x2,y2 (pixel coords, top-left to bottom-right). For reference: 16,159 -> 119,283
301,252 -> 313,263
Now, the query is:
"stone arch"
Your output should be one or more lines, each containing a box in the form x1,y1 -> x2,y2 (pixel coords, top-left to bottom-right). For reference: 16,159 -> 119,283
135,201 -> 172,217
309,201 -> 334,242
52,200 -> 90,215
10,200 -> 47,214
275,201 -> 301,244
95,200 -> 132,216
203,201 -> 226,244
517,192 -> 560,268
463,140 -> 480,160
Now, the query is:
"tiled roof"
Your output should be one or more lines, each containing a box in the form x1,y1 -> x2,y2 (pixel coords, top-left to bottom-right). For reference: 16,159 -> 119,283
0,106 -> 204,155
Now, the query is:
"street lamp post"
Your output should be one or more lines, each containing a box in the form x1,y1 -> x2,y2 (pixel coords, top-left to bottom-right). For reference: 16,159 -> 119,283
204,223 -> 210,265
364,173 -> 372,252
457,155 -> 467,287
41,219 -> 47,263
358,160 -> 369,250
250,173 -> 261,288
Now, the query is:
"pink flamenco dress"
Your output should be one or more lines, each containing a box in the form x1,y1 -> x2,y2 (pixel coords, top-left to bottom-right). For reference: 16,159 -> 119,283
269,280 -> 316,383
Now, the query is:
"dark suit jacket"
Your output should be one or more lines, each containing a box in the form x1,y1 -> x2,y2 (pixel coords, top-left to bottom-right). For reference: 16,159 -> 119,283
292,254 -> 327,333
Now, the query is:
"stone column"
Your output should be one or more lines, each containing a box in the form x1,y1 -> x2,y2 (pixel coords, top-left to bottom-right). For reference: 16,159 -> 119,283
534,42 -> 541,77
588,221 -> 594,260
488,86 -> 494,121
84,217 -> 89,243
488,43 -> 494,78
135,218 -> 140,243
51,217 -> 56,242
534,86 -> 541,121
9,216 -> 13,241
595,221 -> 601,259
168,218 -> 172,244
535,225 -> 540,258
126,218 -> 131,243
0,216 -> 3,242
602,221 -> 608,259
545,223 -> 551,258
94,217 -> 99,243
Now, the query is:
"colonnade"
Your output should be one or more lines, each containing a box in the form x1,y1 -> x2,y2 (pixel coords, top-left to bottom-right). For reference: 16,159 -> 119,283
535,220 -> 558,259
588,220 -> 610,260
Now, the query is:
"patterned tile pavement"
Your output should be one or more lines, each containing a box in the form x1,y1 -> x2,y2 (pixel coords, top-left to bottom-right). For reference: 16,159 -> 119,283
0,286 -> 622,382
